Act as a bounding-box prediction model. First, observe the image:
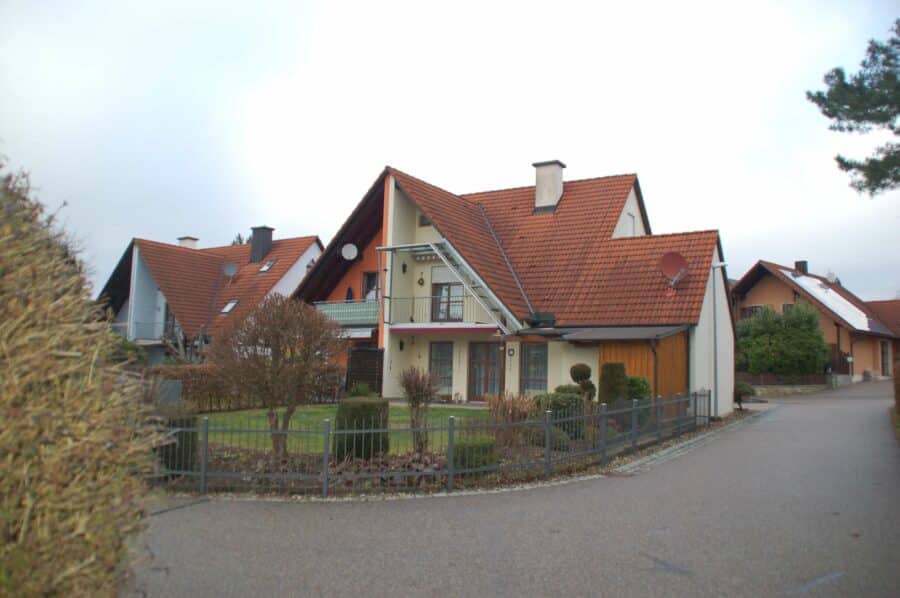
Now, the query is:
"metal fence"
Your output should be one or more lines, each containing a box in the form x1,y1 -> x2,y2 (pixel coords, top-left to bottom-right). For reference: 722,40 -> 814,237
154,390 -> 712,497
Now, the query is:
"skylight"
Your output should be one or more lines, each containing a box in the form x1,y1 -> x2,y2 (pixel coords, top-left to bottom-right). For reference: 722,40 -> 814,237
221,300 -> 239,313
260,259 -> 277,272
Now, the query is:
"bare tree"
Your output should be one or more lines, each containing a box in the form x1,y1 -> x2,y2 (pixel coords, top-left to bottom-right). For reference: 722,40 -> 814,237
398,366 -> 437,453
209,295 -> 346,459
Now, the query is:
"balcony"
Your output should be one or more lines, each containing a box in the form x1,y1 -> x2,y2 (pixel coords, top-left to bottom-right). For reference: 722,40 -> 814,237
386,294 -> 494,326
315,300 -> 379,327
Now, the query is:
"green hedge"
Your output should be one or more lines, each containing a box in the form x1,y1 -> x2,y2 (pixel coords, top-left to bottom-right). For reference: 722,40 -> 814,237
626,376 -> 652,400
333,398 -> 390,461
599,362 -> 628,403
535,392 -> 585,439
453,437 -> 498,470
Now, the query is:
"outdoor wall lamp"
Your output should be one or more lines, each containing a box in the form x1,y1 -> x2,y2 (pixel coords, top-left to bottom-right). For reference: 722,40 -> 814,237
402,262 -> 407,274
399,340 -> 405,351
417,274 -> 425,286
508,347 -> 515,357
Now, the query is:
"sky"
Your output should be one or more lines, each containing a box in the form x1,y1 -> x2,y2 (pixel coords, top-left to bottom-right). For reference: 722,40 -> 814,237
1,0 -> 898,300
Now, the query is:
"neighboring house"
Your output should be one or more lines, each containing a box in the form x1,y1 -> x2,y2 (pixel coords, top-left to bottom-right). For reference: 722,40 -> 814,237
99,226 -> 322,364
866,299 -> 900,372
296,161 -> 735,416
731,260 -> 895,381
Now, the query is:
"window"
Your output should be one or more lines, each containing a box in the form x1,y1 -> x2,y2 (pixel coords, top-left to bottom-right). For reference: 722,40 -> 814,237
362,272 -> 377,301
259,259 -> 277,272
429,342 -> 453,398
431,283 -> 464,321
740,306 -> 763,319
782,303 -> 794,313
519,343 -> 548,396
627,212 -> 636,236
418,212 -> 431,227
221,299 -> 239,313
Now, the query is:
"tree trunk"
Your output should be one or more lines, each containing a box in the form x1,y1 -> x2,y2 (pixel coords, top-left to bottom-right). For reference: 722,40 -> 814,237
268,409 -> 285,462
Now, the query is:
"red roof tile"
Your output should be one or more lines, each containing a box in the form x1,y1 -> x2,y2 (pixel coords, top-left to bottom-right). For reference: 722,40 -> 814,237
132,236 -> 319,337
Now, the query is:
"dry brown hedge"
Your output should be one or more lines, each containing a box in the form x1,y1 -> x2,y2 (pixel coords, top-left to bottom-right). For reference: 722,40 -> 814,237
0,164 -> 157,595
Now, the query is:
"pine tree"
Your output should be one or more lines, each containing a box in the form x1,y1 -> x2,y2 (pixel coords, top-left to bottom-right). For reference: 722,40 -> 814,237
806,19 -> 899,195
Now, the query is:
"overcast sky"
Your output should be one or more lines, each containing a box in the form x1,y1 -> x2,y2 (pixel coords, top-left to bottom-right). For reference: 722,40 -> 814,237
1,1 -> 898,300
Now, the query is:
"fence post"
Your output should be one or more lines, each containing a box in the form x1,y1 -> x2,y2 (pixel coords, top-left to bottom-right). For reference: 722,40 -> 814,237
599,403 -> 607,464
707,390 -> 712,426
675,393 -> 682,436
322,419 -> 331,498
656,396 -> 663,442
544,409 -> 553,479
447,416 -> 455,493
199,417 -> 209,495
630,400 -> 638,452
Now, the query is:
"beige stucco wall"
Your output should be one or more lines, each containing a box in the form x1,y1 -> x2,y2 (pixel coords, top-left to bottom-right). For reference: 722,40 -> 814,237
690,246 -> 735,417
548,342 -> 600,391
849,335 -> 892,379
610,187 -> 647,239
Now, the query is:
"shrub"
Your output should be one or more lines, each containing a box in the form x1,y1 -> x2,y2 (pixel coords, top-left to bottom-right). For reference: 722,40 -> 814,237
528,425 -> 571,452
599,363 -> 628,403
627,376 -> 652,400
333,398 -> 390,461
1,163 -> 157,595
488,393 -> 536,449
398,366 -> 437,453
146,363 -> 230,412
554,384 -> 583,396
108,334 -> 148,365
570,363 -> 592,383
348,382 -> 372,397
535,392 -> 585,439
156,416 -> 199,473
453,437 -> 498,470
735,382 -> 756,399
736,304 -> 829,374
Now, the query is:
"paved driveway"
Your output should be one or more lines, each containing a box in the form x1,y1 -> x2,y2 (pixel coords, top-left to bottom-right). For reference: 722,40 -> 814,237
131,381 -> 900,597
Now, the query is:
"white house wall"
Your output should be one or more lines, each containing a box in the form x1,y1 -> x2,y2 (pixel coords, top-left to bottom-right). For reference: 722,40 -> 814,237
269,243 -> 322,297
611,187 -> 647,239
689,246 -> 734,417
548,342 -> 600,392
129,246 -> 165,340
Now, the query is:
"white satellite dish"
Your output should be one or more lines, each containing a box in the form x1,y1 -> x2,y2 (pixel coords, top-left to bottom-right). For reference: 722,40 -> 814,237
341,243 -> 359,261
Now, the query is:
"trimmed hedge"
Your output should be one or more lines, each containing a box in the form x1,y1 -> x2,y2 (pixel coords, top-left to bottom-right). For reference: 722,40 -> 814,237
453,437 -> 498,470
333,398 -> 390,461
599,362 -> 628,403
627,376 -> 652,400
553,384 -> 583,396
570,363 -> 592,383
535,392 -> 585,439
145,364 -> 234,412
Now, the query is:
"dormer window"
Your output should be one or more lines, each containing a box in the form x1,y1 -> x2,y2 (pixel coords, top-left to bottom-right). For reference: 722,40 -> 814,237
221,300 -> 239,313
259,259 -> 277,272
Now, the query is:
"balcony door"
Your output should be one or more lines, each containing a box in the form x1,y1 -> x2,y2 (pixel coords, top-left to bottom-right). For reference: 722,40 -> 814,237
468,342 -> 504,401
429,342 -> 453,401
431,283 -> 463,322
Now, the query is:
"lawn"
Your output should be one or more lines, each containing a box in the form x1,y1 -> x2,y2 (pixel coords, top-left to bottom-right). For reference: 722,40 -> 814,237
202,403 -> 492,455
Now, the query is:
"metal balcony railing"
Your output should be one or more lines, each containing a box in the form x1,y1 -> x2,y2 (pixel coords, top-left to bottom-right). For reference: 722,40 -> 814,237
386,294 -> 491,325
110,321 -> 169,341
315,300 -> 379,327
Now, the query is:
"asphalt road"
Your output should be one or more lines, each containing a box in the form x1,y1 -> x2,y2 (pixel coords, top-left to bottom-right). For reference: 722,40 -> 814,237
131,381 -> 900,597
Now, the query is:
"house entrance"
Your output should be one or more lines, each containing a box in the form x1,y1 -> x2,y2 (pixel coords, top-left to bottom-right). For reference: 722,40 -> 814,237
468,342 -> 504,401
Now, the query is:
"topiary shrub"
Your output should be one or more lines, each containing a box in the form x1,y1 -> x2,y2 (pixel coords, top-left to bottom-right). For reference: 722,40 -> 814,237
570,363 -> 592,383
554,384 -> 583,396
1,162 -> 157,595
453,437 -> 498,471
348,382 -> 372,397
333,398 -> 390,461
627,376 -> 652,400
599,362 -> 628,403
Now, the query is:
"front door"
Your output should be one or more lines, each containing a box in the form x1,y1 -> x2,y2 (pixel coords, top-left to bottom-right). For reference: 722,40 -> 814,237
468,342 -> 504,401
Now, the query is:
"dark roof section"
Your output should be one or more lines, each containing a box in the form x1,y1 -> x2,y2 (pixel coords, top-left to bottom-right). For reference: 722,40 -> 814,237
865,299 -> 900,338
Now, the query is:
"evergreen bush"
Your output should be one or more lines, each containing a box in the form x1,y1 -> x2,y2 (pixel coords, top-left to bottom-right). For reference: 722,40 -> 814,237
333,398 -> 390,461
599,363 -> 628,403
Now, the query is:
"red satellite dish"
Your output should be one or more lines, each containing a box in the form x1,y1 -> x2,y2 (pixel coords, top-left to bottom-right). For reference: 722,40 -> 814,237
660,252 -> 688,288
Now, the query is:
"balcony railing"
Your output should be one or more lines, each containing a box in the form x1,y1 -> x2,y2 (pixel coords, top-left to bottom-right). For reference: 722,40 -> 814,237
386,294 -> 492,325
315,300 -> 379,327
110,321 -> 170,342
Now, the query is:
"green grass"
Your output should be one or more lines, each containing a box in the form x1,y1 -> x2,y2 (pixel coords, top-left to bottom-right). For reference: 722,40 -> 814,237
202,403 -> 492,455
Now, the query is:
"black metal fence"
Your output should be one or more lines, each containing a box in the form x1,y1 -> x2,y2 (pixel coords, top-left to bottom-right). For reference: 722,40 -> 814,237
154,391 -> 712,497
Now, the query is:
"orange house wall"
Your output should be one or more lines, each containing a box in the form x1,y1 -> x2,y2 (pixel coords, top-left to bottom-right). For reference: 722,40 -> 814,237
324,234 -> 382,303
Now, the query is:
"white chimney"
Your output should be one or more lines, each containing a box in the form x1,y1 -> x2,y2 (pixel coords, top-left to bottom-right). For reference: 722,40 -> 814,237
177,236 -> 198,249
533,160 -> 566,212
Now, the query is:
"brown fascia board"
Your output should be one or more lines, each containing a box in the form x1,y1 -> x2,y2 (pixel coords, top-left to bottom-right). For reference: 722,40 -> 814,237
632,176 -> 652,235
293,170 -> 387,302
97,239 -> 135,313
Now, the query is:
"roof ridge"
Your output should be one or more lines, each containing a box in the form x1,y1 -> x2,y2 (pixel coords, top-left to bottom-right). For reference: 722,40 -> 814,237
386,166 -> 467,202
478,204 -> 534,314
604,229 -> 719,243
200,235 -> 319,253
460,173 -> 637,198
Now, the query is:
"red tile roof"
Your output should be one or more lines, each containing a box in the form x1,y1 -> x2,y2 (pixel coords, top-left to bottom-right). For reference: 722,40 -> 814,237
387,167 -> 718,326
131,236 -> 319,337
865,299 -> 900,337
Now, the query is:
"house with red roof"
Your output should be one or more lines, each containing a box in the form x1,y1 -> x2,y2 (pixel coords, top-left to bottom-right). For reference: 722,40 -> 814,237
866,299 -> 900,372
731,260 -> 896,382
100,226 -> 322,364
295,161 -> 735,416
